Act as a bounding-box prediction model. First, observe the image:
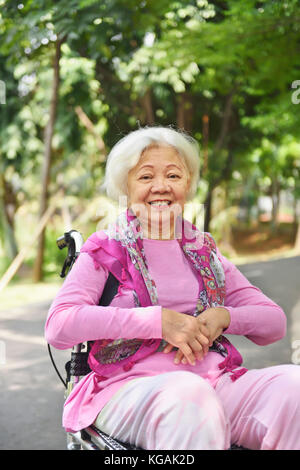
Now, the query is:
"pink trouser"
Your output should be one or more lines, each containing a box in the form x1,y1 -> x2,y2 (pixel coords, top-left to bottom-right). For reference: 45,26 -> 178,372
94,365 -> 300,450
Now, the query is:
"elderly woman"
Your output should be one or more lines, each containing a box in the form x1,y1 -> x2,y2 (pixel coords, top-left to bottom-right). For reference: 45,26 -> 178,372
46,126 -> 300,450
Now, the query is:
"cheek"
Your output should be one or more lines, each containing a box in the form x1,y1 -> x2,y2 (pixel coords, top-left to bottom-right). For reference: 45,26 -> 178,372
175,180 -> 190,201
128,183 -> 148,204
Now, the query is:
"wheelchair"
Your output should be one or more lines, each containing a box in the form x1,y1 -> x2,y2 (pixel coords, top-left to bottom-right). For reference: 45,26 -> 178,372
48,230 -> 247,450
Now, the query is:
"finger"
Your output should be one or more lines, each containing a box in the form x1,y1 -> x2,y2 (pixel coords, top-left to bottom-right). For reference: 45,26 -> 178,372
198,322 -> 213,348
189,339 -> 204,361
179,344 -> 196,366
199,323 -> 210,338
163,343 -> 174,354
196,333 -> 210,355
187,339 -> 205,363
190,333 -> 209,355
197,332 -> 210,346
174,349 -> 184,364
189,337 -> 204,354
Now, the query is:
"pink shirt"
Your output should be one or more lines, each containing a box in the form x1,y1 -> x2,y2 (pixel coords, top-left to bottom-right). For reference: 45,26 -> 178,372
45,238 -> 286,432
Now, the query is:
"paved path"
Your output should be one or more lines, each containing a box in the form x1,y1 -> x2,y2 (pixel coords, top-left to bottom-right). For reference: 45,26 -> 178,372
1,256 -> 300,450
229,256 -> 300,369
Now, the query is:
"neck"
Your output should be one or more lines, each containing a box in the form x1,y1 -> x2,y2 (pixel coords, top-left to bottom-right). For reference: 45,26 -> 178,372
127,207 -> 184,241
139,215 -> 177,240
142,228 -> 175,240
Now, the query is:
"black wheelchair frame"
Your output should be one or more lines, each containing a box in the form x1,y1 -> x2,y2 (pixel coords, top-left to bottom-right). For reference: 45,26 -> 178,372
48,230 -> 246,450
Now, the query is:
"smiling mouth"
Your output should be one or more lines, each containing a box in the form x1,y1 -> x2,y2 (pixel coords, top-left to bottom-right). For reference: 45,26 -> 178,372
148,200 -> 171,206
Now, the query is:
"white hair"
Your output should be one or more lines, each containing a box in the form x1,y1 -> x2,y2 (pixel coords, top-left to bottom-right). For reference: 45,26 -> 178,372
103,126 -> 200,201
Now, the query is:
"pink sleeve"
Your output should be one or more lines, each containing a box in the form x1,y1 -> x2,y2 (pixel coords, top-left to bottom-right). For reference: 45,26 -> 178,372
218,251 -> 287,345
45,252 -> 162,350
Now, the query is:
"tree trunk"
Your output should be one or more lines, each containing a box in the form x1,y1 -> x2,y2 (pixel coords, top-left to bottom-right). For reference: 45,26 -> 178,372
204,183 -> 213,233
33,39 -> 63,282
0,203 -> 56,293
176,92 -> 193,132
74,106 -> 106,159
140,89 -> 155,125
293,194 -> 297,230
0,173 -> 18,259
294,220 -> 300,253
202,114 -> 209,176
293,194 -> 300,252
204,90 -> 235,232
271,177 -> 280,232
177,93 -> 185,130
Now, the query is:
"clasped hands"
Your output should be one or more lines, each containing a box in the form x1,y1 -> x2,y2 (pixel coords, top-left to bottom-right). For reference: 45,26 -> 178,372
161,307 -> 230,366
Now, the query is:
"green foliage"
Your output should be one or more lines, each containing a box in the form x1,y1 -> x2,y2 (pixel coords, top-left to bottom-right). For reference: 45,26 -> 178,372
42,226 -> 69,279
1,0 -> 300,274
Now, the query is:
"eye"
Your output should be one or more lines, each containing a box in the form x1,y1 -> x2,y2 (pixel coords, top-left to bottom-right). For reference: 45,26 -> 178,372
168,174 -> 180,179
139,175 -> 152,180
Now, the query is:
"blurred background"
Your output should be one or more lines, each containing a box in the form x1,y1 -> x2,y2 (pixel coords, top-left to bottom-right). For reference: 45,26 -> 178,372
1,0 -> 300,449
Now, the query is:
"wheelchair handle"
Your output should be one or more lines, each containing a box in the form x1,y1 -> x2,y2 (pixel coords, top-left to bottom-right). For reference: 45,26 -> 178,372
56,230 -> 84,278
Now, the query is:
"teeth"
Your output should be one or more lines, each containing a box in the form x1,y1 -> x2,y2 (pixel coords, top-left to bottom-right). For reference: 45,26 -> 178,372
149,201 -> 170,206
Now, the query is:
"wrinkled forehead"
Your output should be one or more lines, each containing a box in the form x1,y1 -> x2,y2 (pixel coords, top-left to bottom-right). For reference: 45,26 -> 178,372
134,143 -> 189,172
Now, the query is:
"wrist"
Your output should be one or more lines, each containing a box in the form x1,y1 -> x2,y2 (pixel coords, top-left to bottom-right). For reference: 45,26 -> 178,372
217,307 -> 231,329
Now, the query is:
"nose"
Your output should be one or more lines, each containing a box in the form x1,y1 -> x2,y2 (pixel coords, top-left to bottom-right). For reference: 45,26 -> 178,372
150,176 -> 171,193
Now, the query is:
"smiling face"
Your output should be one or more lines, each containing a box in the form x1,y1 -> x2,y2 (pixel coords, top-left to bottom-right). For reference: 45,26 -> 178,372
127,145 -> 191,239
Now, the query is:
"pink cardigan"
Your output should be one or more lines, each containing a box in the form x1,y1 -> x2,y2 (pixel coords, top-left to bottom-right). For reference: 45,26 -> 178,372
45,238 -> 286,432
